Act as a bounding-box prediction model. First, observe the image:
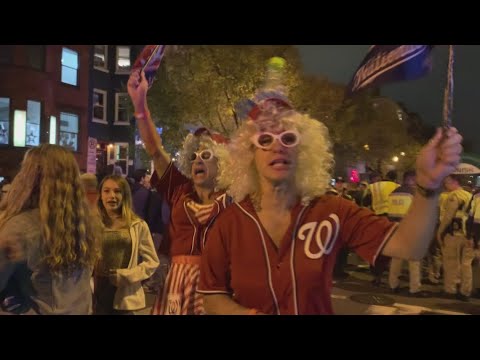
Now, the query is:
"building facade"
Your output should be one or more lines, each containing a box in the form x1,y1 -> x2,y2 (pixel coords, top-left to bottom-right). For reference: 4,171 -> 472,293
89,45 -> 144,178
0,45 -> 90,179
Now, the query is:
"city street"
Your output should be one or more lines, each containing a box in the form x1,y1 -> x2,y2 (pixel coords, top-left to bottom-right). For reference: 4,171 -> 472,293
138,255 -> 480,316
330,262 -> 480,315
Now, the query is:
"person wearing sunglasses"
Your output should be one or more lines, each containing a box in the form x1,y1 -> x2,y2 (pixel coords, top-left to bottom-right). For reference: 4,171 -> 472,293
127,70 -> 230,315
198,90 -> 463,315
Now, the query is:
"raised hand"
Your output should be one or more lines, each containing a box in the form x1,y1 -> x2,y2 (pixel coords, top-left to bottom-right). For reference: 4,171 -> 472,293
127,69 -> 149,114
416,127 -> 463,189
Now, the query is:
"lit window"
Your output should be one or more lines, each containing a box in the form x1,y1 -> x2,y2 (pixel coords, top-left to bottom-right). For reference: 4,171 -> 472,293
94,45 -> 108,71
116,46 -> 131,73
13,110 -> 26,147
93,89 -> 107,123
61,47 -> 78,86
49,116 -> 57,144
59,112 -> 79,151
115,93 -> 130,125
26,100 -> 41,146
0,97 -> 10,145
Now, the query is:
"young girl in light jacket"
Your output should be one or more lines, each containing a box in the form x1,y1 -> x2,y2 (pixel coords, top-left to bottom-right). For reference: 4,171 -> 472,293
94,175 -> 159,314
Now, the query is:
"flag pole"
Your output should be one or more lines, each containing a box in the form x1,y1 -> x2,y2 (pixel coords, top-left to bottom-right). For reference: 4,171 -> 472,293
443,45 -> 455,128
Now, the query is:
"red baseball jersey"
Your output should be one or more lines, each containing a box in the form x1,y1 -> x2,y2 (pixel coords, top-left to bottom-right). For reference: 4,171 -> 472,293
150,162 -> 229,256
198,195 -> 397,315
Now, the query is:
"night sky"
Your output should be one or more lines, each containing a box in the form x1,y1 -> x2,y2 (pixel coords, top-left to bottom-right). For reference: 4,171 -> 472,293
297,45 -> 480,154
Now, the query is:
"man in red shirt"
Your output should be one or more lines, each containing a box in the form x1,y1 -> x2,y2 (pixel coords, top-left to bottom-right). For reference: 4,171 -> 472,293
128,70 -> 230,315
198,84 -> 463,315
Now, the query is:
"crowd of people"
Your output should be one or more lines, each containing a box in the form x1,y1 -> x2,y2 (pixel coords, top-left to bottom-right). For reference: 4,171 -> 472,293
0,57 -> 473,315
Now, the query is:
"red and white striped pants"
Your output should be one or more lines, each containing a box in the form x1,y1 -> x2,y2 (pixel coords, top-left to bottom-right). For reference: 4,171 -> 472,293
151,255 -> 204,315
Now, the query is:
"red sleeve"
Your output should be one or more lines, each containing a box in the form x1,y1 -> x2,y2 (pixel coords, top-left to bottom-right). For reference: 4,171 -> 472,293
150,162 -> 190,207
198,217 -> 231,295
340,199 -> 398,266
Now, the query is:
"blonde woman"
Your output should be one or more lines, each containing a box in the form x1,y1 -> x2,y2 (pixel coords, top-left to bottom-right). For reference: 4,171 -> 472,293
94,175 -> 159,315
198,93 -> 463,315
0,144 -> 100,315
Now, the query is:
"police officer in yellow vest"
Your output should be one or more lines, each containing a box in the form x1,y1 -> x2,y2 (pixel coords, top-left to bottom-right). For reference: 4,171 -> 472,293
437,174 -> 473,301
388,170 -> 430,297
369,171 -> 399,286
425,190 -> 449,285
369,170 -> 400,216
467,191 -> 480,246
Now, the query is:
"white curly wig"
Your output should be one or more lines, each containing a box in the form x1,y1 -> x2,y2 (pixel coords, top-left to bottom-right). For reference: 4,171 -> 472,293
217,108 -> 334,205
176,130 -> 230,191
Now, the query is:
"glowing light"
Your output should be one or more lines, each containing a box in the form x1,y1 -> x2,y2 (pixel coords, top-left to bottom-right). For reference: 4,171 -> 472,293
392,156 -> 399,162
350,169 -> 360,183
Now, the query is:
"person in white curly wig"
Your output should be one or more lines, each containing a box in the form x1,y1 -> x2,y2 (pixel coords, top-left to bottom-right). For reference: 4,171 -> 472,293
128,69 -> 230,315
198,85 -> 464,315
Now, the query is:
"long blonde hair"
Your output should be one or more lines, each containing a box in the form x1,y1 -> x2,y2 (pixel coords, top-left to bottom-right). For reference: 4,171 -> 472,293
218,109 -> 334,205
0,144 -> 100,272
97,175 -> 139,228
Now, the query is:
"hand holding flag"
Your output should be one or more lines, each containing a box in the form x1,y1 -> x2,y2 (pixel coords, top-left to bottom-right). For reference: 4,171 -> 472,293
132,45 -> 167,88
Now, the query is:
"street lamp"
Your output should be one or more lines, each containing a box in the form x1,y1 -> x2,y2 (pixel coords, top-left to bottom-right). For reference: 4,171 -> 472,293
392,156 -> 399,162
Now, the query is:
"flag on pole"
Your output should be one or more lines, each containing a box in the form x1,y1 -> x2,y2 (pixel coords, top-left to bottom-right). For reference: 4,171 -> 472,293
346,45 -> 434,97
443,45 -> 455,128
132,45 -> 167,88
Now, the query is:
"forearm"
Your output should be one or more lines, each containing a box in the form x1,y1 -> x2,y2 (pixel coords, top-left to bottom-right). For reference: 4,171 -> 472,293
382,192 -> 439,260
135,108 -> 171,176
203,293 -> 256,315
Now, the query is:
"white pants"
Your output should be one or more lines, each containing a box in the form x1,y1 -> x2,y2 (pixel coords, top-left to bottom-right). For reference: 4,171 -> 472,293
442,234 -> 474,296
388,258 -> 422,293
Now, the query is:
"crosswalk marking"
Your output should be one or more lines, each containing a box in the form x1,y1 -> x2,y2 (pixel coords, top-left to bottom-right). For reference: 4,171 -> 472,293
331,293 -> 468,315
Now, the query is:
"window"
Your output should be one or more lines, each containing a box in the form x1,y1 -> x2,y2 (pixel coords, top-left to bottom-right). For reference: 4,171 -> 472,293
93,89 -> 107,124
94,45 -> 108,72
0,98 -> 9,145
13,110 -> 26,147
59,112 -> 79,151
61,47 -> 79,86
26,100 -> 41,146
116,46 -> 131,73
26,45 -> 45,71
49,116 -> 57,144
107,142 -> 129,176
115,93 -> 130,125
0,46 -> 14,65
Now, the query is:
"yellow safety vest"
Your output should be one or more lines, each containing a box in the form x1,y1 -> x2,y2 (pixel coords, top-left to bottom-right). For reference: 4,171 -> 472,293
438,191 -> 449,220
470,193 -> 480,224
369,181 -> 400,215
388,191 -> 413,219
445,188 -> 472,236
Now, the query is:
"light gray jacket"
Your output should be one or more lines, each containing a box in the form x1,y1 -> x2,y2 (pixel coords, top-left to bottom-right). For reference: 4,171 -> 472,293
110,219 -> 160,310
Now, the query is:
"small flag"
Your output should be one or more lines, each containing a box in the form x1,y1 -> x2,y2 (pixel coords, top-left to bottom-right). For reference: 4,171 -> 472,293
132,45 -> 167,88
346,45 -> 434,97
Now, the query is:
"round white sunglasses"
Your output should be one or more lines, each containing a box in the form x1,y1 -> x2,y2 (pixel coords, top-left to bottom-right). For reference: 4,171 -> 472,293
250,130 -> 300,150
189,149 -> 215,162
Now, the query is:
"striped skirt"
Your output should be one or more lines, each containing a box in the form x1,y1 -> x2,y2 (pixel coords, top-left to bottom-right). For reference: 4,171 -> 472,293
151,255 -> 204,315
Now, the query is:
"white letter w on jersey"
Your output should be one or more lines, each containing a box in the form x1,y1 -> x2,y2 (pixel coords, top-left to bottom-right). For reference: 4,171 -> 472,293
297,214 -> 340,259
